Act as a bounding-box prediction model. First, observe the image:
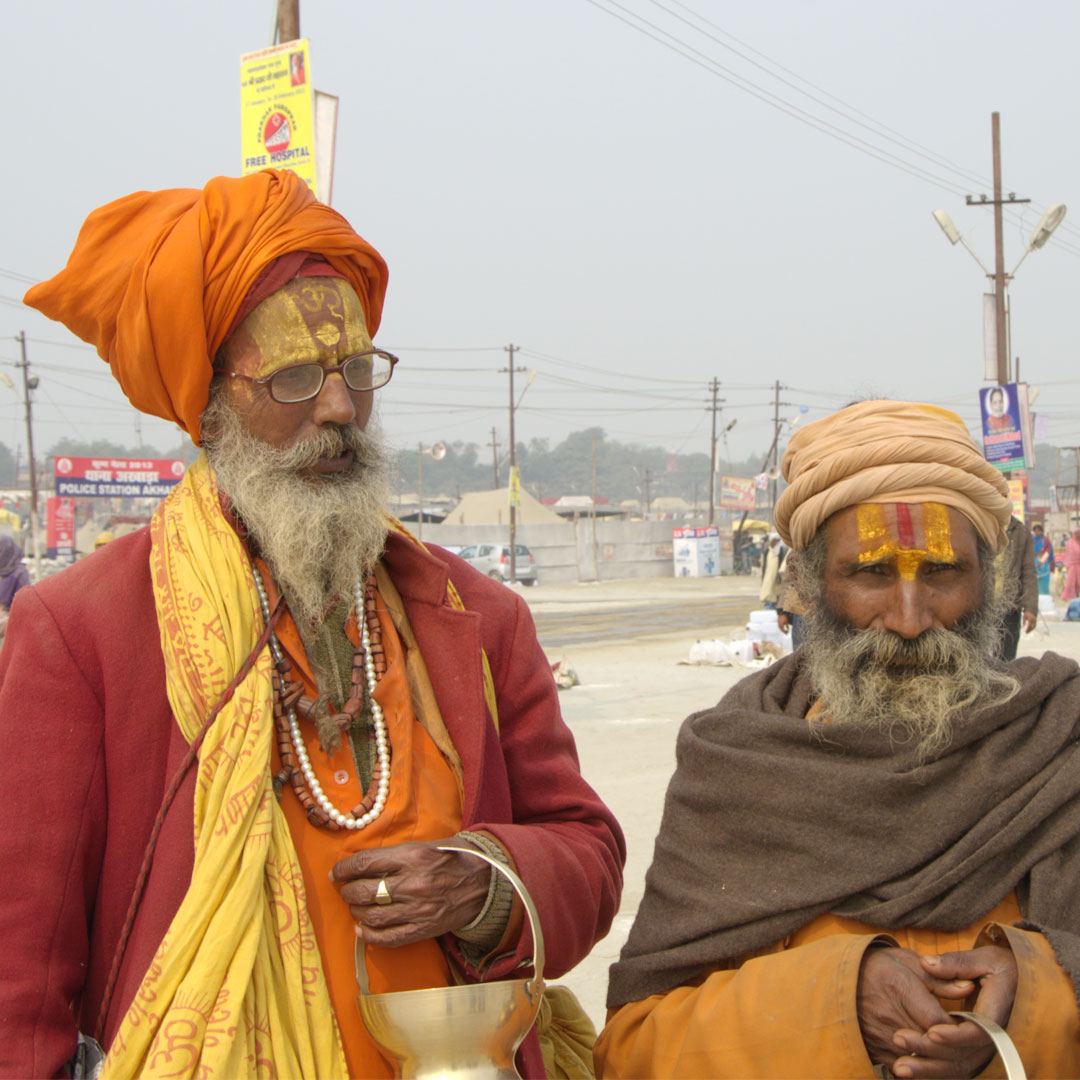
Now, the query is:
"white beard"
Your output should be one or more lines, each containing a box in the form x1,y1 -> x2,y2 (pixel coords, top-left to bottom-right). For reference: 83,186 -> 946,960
201,390 -> 392,630
800,599 -> 1018,762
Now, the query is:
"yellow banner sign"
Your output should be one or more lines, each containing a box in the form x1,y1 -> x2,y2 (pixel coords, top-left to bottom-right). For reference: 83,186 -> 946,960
509,466 -> 521,508
240,39 -> 317,195
1007,478 -> 1025,522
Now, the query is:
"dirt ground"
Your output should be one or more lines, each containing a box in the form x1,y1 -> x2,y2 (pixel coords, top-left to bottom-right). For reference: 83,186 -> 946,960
513,575 -> 1080,1030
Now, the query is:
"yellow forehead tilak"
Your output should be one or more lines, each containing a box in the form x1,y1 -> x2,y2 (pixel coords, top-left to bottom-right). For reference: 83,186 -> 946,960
243,279 -> 371,377
856,503 -> 955,581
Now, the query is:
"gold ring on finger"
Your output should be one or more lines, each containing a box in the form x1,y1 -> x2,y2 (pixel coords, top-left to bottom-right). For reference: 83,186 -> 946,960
375,878 -> 393,906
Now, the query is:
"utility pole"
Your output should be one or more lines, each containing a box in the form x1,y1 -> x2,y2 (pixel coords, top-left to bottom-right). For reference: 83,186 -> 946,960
644,468 -> 652,515
276,0 -> 300,42
965,113 -> 1030,385
705,378 -> 724,526
416,441 -> 424,543
16,333 -> 40,581
489,427 -> 500,489
770,380 -> 781,522
592,436 -> 599,582
501,344 -> 526,584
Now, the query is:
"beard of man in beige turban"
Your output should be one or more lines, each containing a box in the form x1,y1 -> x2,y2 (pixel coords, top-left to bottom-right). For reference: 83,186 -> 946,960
776,400 -> 1019,761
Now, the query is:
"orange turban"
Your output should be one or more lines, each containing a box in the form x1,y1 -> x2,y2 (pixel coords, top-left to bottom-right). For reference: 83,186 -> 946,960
774,400 -> 1012,553
24,170 -> 388,445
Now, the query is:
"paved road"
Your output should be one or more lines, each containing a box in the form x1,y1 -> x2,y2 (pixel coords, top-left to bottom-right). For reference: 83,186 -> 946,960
532,595 -> 757,647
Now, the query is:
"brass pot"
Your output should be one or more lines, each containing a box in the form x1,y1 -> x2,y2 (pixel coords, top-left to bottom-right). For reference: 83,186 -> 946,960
357,843 -> 546,1079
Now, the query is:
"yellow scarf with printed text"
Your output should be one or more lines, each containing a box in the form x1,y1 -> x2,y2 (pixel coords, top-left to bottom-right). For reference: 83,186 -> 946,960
103,453 -> 497,1078
103,454 -> 345,1078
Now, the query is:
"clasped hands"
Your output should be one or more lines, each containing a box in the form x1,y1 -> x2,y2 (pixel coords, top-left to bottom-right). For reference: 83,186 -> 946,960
330,839 -> 492,948
857,943 -> 1018,1079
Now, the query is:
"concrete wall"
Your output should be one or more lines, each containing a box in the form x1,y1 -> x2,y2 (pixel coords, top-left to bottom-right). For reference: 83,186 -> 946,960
418,517 -> 733,583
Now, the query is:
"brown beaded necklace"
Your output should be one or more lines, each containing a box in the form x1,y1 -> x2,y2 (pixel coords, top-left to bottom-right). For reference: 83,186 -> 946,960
269,575 -> 390,830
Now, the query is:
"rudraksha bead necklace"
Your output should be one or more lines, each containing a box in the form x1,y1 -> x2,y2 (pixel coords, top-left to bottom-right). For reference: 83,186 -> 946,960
252,568 -> 390,831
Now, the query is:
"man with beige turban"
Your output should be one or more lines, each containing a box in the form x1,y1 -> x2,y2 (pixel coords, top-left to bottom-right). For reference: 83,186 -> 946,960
597,400 -> 1080,1078
0,171 -> 623,1079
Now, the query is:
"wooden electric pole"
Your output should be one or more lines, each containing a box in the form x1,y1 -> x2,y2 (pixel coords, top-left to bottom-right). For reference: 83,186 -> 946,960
592,436 -> 599,581
501,345 -> 526,583
276,0 -> 300,42
770,380 -> 781,522
416,442 -> 424,542
706,378 -> 724,526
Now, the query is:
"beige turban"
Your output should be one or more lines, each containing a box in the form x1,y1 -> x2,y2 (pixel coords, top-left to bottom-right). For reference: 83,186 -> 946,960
774,400 -> 1012,553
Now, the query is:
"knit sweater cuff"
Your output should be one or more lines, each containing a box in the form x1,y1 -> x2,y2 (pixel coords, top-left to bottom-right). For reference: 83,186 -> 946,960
452,831 -> 515,953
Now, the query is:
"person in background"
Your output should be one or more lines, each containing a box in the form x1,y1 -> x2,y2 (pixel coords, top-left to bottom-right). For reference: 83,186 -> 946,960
94,531 -> 115,550
0,535 -> 29,612
758,532 -> 787,608
1031,522 -> 1054,598
1063,528 -> 1080,603
999,516 -> 1037,660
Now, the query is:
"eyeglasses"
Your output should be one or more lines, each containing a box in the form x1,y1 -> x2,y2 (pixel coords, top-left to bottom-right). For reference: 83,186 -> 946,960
213,349 -> 398,404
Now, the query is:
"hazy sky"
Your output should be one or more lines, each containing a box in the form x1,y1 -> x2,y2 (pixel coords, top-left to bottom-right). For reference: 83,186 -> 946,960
4,1 -> 1079,471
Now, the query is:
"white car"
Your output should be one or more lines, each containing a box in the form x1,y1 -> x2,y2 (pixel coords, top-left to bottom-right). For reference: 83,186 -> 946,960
458,542 -> 539,586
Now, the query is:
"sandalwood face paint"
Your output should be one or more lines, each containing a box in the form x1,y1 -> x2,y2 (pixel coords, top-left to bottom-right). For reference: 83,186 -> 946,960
856,503 -> 955,581
242,278 -> 373,377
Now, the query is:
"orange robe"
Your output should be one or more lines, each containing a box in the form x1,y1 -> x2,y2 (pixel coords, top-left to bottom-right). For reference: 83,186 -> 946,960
596,894 -> 1080,1078
266,572 -> 462,1079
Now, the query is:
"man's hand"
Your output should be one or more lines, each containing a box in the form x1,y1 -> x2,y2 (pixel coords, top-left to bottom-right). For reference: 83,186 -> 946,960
777,612 -> 791,633
331,839 -> 491,948
857,947 -> 975,1075
1022,610 -> 1037,634
887,946 -> 1018,1079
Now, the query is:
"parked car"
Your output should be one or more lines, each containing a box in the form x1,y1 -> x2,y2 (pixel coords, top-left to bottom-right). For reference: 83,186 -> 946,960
458,542 -> 538,585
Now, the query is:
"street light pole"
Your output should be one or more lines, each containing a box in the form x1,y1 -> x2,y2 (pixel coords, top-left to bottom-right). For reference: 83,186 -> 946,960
932,114 -> 1069,390
415,441 -> 446,543
991,113 -> 1009,386
16,332 -> 40,581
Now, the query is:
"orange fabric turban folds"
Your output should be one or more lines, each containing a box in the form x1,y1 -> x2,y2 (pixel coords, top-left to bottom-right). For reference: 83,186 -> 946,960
774,400 -> 1013,553
24,170 -> 388,444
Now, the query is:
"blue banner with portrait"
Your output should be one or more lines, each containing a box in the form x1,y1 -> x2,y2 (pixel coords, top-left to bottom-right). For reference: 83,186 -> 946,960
979,382 -> 1033,472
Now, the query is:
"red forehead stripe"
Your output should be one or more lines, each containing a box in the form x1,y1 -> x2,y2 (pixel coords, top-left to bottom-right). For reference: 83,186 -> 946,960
895,503 -> 915,549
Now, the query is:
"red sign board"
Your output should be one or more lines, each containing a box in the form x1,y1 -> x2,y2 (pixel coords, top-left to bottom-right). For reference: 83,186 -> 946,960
46,496 -> 75,556
54,456 -> 186,498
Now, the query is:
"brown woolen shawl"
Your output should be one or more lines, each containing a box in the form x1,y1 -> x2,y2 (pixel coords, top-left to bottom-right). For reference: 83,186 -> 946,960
607,651 -> 1080,1009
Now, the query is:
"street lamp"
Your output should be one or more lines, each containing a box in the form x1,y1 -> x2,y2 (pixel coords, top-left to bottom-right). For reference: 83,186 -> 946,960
416,441 -> 446,541
932,201 -> 1066,384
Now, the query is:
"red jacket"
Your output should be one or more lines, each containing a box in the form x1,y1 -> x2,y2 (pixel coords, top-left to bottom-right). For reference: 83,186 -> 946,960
0,528 -> 624,1077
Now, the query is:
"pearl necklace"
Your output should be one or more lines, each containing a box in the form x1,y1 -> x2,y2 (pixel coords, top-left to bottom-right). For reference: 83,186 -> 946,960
252,569 -> 390,830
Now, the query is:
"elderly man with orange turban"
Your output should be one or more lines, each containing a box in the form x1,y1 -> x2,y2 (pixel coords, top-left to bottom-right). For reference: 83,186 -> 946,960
597,401 -> 1080,1079
0,170 -> 624,1079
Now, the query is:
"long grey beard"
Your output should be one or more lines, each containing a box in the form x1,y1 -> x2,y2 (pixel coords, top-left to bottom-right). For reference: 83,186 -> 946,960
202,390 -> 392,630
800,599 -> 1019,762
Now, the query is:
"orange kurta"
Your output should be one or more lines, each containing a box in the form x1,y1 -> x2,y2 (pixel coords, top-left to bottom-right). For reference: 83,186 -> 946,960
267,573 -> 463,1079
596,893 -> 1080,1078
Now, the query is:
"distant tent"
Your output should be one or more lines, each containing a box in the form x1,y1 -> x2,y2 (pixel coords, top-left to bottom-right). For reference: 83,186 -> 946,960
652,496 -> 691,512
442,488 -> 562,526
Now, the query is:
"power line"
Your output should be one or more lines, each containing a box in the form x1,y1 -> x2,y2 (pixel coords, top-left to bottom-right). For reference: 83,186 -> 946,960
584,0 -> 973,195
584,0 -> 1080,257
517,345 -> 706,384
645,0 -> 993,191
